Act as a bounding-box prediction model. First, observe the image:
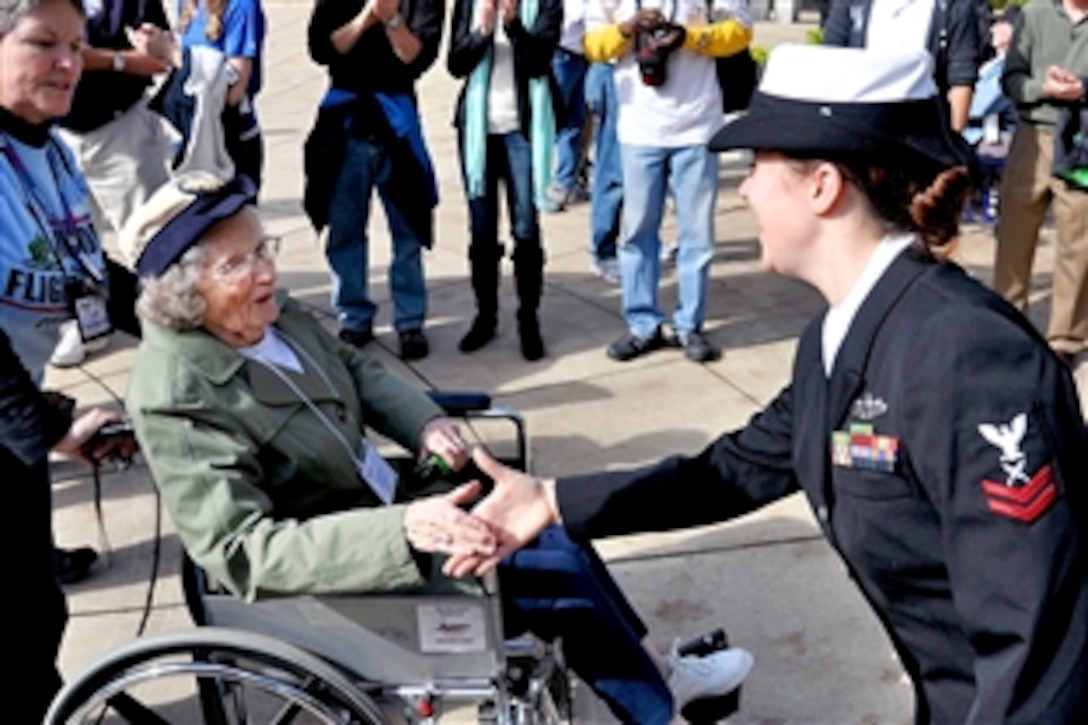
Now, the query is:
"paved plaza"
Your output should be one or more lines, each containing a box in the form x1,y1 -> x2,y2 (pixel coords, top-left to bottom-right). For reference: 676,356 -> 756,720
47,5 -> 1069,722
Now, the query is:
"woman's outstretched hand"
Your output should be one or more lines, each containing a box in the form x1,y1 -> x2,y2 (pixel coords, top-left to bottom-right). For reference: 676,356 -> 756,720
404,482 -> 497,556
442,447 -> 560,579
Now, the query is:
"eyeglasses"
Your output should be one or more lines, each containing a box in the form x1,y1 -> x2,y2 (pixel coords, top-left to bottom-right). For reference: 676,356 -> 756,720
210,236 -> 281,280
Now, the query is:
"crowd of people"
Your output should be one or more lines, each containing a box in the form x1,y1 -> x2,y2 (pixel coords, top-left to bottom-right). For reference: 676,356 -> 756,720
4,0 -> 1088,720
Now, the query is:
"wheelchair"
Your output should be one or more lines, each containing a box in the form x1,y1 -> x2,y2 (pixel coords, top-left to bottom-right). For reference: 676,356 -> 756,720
47,392 -> 575,725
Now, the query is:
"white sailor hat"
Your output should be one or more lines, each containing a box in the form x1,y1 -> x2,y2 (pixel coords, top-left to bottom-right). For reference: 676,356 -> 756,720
710,45 -> 974,169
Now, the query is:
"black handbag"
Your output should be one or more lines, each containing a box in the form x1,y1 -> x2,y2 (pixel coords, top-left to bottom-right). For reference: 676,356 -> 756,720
716,48 -> 758,113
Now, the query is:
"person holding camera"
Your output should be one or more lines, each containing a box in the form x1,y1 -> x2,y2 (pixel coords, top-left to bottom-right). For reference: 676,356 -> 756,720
585,0 -> 752,364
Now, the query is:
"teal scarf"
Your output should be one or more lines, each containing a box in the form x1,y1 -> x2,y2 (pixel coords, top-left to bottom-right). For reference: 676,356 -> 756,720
462,0 -> 555,205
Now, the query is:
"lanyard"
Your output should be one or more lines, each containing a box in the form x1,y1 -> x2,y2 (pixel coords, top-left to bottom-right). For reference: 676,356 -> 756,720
249,332 -> 365,471
0,133 -> 104,285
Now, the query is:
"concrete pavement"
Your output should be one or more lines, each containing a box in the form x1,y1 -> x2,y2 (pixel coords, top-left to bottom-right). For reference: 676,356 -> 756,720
47,6 -> 1066,723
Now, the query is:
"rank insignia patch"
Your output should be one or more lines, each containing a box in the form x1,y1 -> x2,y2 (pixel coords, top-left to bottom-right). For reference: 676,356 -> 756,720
981,465 -> 1057,523
978,413 -> 1058,523
830,423 -> 899,472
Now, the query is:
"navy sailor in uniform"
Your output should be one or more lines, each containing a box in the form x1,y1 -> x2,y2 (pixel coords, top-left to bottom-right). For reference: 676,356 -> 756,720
444,45 -> 1088,723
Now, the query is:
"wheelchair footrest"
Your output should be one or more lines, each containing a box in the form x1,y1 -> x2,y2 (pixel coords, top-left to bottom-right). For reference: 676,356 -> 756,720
680,686 -> 741,724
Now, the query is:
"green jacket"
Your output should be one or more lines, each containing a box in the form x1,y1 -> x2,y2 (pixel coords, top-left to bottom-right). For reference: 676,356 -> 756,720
1003,0 -> 1088,128
126,294 -> 446,601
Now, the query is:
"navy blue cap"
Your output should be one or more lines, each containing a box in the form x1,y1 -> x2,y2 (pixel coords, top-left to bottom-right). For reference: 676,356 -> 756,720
133,175 -> 258,278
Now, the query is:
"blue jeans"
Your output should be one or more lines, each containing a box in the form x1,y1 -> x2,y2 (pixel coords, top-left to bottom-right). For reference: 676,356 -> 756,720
325,135 -> 427,333
619,143 -> 718,338
550,48 -> 588,191
499,526 -> 673,724
585,63 -> 622,262
464,131 -> 541,250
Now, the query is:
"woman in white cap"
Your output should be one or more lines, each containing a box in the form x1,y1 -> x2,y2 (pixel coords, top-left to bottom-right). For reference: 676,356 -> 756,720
447,45 -> 1088,722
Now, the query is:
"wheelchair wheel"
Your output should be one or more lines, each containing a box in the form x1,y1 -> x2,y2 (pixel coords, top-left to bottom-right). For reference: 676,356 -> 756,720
46,627 -> 388,725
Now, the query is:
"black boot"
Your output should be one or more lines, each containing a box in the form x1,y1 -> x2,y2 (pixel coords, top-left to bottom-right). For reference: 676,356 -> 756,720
460,244 -> 501,353
513,243 -> 546,361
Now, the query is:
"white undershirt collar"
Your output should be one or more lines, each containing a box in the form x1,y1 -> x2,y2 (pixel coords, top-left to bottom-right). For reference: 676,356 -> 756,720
821,233 -> 914,377
238,326 -> 303,374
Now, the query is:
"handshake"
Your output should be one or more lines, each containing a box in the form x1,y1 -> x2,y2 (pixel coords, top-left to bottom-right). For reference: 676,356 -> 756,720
621,9 -> 686,87
402,446 -> 561,578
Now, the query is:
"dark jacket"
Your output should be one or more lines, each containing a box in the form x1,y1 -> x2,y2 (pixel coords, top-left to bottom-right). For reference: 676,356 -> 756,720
0,329 -> 72,722
308,0 -> 444,97
302,0 -> 443,237
0,330 -> 72,483
557,249 -> 1088,723
823,0 -> 981,92
61,0 -> 170,132
447,0 -> 564,135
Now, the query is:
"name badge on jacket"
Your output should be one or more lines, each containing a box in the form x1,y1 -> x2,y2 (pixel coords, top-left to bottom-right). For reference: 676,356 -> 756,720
357,440 -> 398,505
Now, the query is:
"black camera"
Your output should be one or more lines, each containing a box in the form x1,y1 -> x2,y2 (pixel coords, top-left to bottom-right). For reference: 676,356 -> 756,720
82,419 -> 137,464
635,24 -> 685,87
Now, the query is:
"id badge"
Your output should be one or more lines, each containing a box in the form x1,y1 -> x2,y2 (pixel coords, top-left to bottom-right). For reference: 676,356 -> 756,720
73,294 -> 113,342
356,439 -> 398,505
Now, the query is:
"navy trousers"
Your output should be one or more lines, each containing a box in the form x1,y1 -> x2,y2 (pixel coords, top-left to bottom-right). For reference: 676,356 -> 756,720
498,526 -> 673,724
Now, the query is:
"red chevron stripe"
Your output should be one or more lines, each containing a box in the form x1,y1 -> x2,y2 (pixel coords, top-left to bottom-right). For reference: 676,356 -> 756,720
986,484 -> 1058,523
981,464 -> 1053,504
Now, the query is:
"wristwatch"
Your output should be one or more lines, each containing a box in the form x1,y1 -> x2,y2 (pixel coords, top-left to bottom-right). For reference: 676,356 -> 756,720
385,12 -> 404,29
112,51 -> 126,72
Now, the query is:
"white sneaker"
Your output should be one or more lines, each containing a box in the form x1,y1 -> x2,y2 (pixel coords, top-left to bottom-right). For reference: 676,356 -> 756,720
591,257 -> 621,285
666,641 -> 753,713
50,320 -> 109,368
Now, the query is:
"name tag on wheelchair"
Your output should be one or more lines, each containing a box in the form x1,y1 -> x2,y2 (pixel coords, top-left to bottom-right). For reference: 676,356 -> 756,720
417,602 -> 487,653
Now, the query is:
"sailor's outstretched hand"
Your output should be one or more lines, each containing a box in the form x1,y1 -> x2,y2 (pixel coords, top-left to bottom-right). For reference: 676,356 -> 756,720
442,447 -> 560,578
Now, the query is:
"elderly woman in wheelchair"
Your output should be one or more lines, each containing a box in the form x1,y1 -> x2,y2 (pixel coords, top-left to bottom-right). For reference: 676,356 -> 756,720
107,172 -> 752,723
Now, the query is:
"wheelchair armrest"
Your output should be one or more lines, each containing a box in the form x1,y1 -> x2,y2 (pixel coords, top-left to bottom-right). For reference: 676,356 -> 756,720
426,392 -> 528,473
427,391 -> 492,416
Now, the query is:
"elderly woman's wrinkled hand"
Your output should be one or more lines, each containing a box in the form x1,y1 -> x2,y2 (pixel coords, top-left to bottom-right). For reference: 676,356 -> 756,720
419,417 -> 470,471
403,482 -> 498,556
